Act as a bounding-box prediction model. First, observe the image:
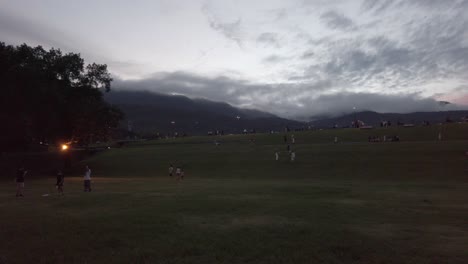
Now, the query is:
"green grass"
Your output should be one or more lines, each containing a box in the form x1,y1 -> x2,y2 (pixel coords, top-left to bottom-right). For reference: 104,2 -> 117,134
1,125 -> 468,263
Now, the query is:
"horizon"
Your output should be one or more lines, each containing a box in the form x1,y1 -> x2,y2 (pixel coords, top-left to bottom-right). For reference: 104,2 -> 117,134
106,89 -> 468,122
2,0 -> 468,118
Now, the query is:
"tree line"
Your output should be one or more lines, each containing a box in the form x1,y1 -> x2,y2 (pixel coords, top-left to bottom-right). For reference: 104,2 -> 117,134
0,42 -> 124,151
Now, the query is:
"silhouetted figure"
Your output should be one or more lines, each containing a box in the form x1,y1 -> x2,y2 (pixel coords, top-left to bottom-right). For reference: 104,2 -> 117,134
56,169 -> 64,195
84,165 -> 92,192
15,165 -> 27,197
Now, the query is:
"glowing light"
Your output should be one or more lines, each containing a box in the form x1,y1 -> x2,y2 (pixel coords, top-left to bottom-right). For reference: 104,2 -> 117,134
61,144 -> 69,151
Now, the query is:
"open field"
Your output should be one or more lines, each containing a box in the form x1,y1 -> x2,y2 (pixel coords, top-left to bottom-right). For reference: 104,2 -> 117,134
1,125 -> 468,263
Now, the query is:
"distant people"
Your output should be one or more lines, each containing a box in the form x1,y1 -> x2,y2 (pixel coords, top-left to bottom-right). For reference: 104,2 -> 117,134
84,165 -> 92,192
15,165 -> 27,197
275,152 -> 279,161
169,164 -> 174,176
56,169 -> 64,195
175,167 -> 181,180
290,151 -> 296,162
334,136 -> 338,143
291,134 -> 295,144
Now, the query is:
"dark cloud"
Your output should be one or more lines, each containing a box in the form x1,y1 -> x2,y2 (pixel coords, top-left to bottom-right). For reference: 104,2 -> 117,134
262,54 -> 289,64
114,72 -> 271,106
202,4 -> 243,47
208,18 -> 243,47
257,32 -> 281,48
299,5 -> 468,91
361,0 -> 468,13
113,72 -> 463,120
320,10 -> 356,31
301,51 -> 314,59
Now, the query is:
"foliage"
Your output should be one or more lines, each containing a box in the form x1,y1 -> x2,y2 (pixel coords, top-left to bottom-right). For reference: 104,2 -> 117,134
0,42 -> 123,150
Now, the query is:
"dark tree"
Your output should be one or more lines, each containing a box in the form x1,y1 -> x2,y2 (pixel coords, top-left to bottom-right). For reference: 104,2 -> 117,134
0,42 -> 123,151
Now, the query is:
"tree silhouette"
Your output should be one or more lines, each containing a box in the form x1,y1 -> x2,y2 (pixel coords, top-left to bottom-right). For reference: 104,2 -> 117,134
0,42 -> 123,151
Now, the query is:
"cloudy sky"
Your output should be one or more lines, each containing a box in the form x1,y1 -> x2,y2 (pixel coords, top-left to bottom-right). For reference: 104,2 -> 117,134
1,0 -> 468,119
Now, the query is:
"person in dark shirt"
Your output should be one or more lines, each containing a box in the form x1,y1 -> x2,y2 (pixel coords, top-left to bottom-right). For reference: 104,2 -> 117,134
15,166 -> 27,197
56,169 -> 64,195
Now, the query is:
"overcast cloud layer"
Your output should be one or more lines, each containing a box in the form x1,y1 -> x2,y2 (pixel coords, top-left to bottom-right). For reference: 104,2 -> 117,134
1,0 -> 468,119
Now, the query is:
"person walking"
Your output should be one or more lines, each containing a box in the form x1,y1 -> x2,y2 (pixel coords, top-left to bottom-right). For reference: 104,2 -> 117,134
15,165 -> 27,197
84,165 -> 92,192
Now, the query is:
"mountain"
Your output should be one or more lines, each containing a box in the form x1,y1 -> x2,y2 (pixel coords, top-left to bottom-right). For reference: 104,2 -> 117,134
104,90 -> 304,135
310,110 -> 468,128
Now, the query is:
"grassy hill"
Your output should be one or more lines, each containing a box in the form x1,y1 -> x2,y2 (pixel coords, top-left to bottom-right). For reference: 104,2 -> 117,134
1,124 -> 467,263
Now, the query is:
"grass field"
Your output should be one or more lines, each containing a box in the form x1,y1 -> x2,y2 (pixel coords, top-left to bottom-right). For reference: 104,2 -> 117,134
1,124 -> 468,263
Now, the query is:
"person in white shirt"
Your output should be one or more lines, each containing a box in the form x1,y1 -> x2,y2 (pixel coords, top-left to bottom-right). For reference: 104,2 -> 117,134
275,152 -> 279,161
175,167 -> 181,180
169,164 -> 174,176
290,151 -> 296,162
84,165 -> 92,192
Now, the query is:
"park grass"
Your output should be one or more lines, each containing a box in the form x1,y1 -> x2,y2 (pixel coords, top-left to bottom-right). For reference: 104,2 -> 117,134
1,125 -> 468,263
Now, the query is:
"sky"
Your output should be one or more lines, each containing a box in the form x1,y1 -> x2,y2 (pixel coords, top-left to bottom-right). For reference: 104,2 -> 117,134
1,0 -> 468,119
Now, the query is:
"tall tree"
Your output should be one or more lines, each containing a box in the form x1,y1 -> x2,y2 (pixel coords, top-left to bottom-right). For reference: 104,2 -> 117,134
0,42 -> 123,151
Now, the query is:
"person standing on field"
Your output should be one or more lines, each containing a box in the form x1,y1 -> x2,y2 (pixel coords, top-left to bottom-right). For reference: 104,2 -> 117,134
275,151 -> 279,161
15,165 -> 27,197
175,166 -> 181,180
84,165 -> 92,192
169,164 -> 174,176
56,169 -> 64,195
290,151 -> 296,162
